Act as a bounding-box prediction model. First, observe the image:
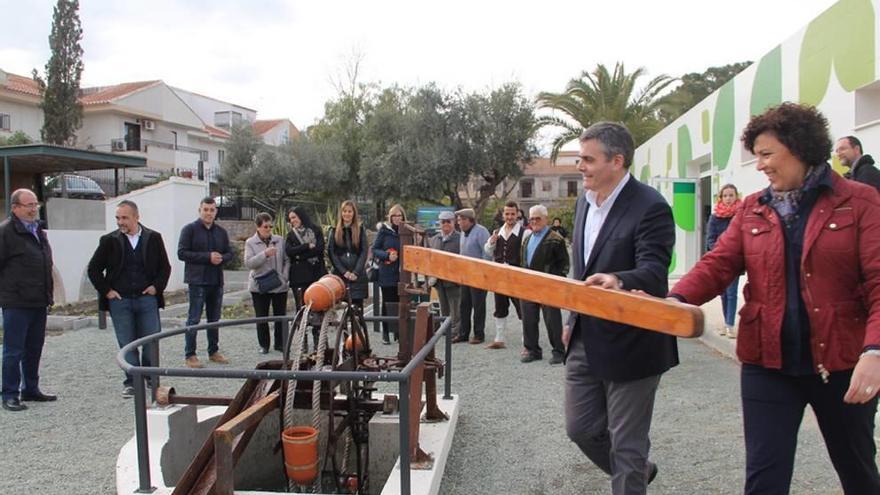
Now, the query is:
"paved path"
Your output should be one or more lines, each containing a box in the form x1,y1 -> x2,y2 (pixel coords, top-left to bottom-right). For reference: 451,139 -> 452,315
0,286 -> 870,494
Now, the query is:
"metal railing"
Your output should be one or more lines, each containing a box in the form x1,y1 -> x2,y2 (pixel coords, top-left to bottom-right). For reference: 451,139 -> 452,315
117,312 -> 453,495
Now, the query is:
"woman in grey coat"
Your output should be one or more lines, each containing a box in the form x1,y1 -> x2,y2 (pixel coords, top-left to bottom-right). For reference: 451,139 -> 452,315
245,213 -> 290,353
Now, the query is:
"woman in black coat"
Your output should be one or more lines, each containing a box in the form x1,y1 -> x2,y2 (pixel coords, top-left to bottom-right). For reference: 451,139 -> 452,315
285,206 -> 327,309
328,200 -> 368,308
371,204 -> 405,344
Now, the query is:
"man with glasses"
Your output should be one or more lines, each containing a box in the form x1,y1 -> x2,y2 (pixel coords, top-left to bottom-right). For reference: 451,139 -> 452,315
428,210 -> 462,340
520,204 -> 569,364
0,189 -> 57,412
88,200 -> 171,397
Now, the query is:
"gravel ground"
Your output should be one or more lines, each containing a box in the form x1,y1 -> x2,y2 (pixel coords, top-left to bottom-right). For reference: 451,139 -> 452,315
0,285 -> 870,495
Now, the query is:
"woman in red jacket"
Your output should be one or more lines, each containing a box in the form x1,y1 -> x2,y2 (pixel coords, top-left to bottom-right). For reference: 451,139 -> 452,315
670,103 -> 880,494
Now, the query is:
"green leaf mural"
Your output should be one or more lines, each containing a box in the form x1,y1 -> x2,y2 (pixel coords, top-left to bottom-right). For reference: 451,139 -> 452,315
799,0 -> 875,105
640,164 -> 651,182
751,45 -> 782,116
677,125 -> 692,178
672,181 -> 696,231
712,81 -> 735,172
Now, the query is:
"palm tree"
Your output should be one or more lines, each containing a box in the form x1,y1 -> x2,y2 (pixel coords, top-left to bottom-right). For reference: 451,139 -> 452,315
536,62 -> 676,162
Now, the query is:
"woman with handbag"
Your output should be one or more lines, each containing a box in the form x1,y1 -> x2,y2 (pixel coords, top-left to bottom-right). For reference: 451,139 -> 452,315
244,212 -> 289,354
285,206 -> 327,309
328,200 -> 369,310
371,204 -> 405,344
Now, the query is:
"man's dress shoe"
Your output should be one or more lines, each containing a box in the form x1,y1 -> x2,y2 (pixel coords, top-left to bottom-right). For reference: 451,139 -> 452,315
2,398 -> 27,411
21,391 -> 57,402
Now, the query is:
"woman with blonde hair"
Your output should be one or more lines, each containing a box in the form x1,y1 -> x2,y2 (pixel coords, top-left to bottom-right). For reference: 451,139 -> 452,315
371,204 -> 405,344
705,183 -> 742,338
328,200 -> 368,310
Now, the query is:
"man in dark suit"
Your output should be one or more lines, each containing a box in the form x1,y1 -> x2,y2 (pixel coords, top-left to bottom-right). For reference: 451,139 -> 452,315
520,204 -> 569,364
836,135 -> 880,192
564,122 -> 677,494
88,200 -> 171,397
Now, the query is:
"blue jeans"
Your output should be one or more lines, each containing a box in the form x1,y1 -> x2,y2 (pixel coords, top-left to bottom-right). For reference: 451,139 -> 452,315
184,285 -> 223,358
720,277 -> 739,327
2,307 -> 47,400
109,295 -> 160,386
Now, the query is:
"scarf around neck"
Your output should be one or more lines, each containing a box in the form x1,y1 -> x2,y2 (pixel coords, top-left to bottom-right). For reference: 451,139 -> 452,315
766,163 -> 828,225
294,225 -> 316,246
713,199 -> 741,219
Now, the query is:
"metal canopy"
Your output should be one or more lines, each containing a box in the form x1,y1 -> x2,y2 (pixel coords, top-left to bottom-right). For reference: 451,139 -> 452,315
1,143 -> 147,215
0,143 -> 146,172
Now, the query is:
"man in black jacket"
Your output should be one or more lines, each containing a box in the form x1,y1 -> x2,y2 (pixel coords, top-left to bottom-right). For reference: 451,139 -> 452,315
88,200 -> 171,397
836,135 -> 880,192
565,123 -> 676,493
178,197 -> 233,368
520,204 -> 569,365
0,189 -> 57,412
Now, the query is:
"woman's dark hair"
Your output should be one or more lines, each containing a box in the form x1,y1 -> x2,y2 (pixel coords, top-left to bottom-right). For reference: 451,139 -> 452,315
254,212 -> 273,226
290,206 -> 316,229
741,103 -> 832,167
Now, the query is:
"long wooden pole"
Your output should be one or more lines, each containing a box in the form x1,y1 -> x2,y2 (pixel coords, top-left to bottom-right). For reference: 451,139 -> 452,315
403,246 -> 703,338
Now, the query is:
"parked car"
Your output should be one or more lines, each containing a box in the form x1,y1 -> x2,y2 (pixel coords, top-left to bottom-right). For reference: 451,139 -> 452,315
45,174 -> 107,200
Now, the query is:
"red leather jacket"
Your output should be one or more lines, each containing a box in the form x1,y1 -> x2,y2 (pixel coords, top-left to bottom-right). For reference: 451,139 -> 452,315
671,172 -> 880,373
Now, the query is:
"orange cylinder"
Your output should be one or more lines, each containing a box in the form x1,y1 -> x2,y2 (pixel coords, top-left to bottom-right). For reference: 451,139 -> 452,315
345,333 -> 364,352
303,274 -> 347,311
281,426 -> 319,485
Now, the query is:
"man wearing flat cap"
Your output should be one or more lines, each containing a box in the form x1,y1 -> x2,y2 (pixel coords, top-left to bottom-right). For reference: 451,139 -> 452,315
429,210 -> 462,340
453,208 -> 491,344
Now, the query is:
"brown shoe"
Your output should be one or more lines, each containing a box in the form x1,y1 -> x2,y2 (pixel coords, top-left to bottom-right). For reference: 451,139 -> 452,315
185,356 -> 204,368
209,352 -> 229,364
451,335 -> 467,343
468,338 -> 484,345
486,341 -> 506,349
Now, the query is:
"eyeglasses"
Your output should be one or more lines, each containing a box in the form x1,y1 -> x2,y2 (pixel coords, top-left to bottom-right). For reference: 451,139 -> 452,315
529,217 -> 544,222
391,214 -> 403,218
14,202 -> 40,209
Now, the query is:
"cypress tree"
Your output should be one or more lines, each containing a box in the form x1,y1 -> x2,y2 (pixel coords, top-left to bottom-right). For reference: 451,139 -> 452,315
38,0 -> 84,146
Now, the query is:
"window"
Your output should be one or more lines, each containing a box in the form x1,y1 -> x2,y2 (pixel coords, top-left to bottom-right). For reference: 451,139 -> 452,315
214,111 -> 243,128
171,131 -> 178,150
0,113 -> 9,130
218,149 -> 225,165
567,181 -> 578,197
542,180 -> 552,192
520,180 -> 533,198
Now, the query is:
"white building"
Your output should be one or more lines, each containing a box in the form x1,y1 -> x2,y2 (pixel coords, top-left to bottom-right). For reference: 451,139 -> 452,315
635,0 -> 879,276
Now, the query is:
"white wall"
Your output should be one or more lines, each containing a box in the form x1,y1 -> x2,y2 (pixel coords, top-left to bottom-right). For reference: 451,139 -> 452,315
46,229 -> 106,304
0,99 -> 43,139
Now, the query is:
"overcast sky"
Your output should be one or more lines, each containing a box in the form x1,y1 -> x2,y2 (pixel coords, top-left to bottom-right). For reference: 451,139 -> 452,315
2,0 -> 837,136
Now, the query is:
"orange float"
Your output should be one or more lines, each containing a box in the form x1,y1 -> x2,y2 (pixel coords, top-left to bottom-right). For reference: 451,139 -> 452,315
281,426 -> 319,484
303,274 -> 346,311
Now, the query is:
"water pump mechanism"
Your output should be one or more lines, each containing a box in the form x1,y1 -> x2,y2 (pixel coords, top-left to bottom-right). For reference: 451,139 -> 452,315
168,223 -> 447,495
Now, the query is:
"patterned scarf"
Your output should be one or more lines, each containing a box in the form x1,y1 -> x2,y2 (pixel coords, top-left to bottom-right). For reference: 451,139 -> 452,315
713,199 -> 741,219
293,225 -> 316,246
766,164 -> 829,225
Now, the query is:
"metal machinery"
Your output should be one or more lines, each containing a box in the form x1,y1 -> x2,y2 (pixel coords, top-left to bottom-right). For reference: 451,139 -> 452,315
120,222 -> 452,495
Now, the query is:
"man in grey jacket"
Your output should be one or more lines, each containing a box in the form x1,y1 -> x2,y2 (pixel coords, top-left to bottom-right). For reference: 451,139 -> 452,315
453,208 -> 490,344
429,210 -> 461,340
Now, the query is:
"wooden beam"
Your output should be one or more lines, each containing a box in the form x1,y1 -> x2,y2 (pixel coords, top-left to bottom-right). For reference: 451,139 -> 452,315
403,246 -> 703,338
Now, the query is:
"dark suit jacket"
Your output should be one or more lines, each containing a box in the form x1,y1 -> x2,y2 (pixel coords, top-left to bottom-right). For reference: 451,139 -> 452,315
844,154 -> 880,193
88,225 -> 172,311
521,228 -> 570,277
567,175 -> 679,381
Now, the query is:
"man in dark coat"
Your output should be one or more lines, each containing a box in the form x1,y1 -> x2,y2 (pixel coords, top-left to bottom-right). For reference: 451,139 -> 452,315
565,122 -> 677,494
88,200 -> 171,397
520,204 -> 569,364
178,197 -> 233,368
837,135 -> 880,192
0,188 -> 56,412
